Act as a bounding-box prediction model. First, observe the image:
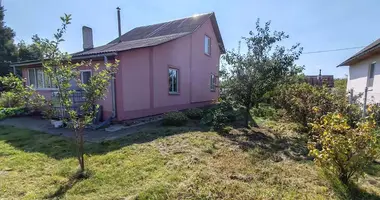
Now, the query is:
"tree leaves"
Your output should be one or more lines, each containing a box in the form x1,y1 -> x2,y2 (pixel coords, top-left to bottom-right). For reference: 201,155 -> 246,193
222,18 -> 303,127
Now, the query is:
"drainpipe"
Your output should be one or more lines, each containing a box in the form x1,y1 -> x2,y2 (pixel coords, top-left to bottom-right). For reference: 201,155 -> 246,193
117,7 -> 122,43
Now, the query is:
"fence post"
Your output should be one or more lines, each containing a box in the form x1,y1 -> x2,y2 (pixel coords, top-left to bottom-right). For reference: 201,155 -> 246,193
363,87 -> 368,118
349,88 -> 353,104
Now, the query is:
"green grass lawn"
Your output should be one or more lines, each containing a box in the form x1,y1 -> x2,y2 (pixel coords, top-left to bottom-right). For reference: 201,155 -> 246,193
0,123 -> 379,200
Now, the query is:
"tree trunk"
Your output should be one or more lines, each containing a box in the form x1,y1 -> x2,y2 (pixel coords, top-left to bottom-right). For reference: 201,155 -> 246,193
244,106 -> 259,128
76,127 -> 85,173
244,107 -> 251,128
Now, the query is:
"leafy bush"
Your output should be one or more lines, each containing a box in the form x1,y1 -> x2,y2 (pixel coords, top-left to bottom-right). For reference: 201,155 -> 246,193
162,111 -> 188,126
201,100 -> 237,129
184,108 -> 203,120
368,104 -> 380,126
308,112 -> 379,185
0,74 -> 38,109
0,107 -> 26,120
251,104 -> 279,120
273,83 -> 348,129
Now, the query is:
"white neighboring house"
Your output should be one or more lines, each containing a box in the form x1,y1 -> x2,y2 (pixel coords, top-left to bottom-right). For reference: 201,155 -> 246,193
338,39 -> 380,104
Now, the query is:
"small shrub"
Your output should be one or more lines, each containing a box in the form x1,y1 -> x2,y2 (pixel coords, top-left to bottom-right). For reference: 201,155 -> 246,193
273,83 -> 350,129
184,108 -> 203,120
308,112 -> 379,185
0,74 -> 38,109
162,111 -> 188,126
201,100 -> 237,129
251,104 -> 279,120
0,107 -> 27,120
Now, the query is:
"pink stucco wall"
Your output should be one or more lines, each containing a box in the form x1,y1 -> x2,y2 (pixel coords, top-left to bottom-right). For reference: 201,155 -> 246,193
21,61 -> 114,120
116,17 -> 221,120
190,18 -> 220,102
21,18 -> 221,121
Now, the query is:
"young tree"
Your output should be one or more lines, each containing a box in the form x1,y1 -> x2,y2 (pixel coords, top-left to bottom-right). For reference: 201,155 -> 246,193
33,14 -> 119,174
223,19 -> 302,127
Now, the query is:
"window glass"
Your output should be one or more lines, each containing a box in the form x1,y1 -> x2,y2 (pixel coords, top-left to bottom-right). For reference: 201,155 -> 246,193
169,68 -> 178,93
370,63 -> 376,79
210,74 -> 216,91
36,69 -> 44,88
44,71 -> 52,88
81,71 -> 91,84
28,69 -> 36,88
204,35 -> 211,55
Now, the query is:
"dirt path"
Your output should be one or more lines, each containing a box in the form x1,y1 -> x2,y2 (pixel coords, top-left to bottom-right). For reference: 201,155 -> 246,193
0,117 -> 161,142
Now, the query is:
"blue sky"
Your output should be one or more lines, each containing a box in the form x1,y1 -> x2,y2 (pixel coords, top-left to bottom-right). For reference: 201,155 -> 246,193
3,0 -> 380,78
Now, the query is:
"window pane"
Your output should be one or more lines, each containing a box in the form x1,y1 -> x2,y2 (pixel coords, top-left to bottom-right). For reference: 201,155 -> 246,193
36,69 -> 44,88
370,63 -> 375,78
210,74 -> 216,91
169,69 -> 178,93
204,36 -> 210,55
173,70 -> 177,92
44,71 -> 51,88
81,71 -> 91,84
28,69 -> 36,88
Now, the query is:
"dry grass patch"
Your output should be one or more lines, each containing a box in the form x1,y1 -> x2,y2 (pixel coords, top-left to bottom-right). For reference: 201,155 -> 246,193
0,125 -> 379,199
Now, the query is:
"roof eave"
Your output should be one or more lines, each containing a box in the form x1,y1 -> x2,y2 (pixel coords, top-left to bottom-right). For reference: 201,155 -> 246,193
209,13 -> 226,54
10,52 -> 118,67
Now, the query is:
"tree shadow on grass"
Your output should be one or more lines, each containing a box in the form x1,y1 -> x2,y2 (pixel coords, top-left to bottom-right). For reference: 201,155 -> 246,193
45,170 -> 90,199
323,170 -> 380,200
0,123 -> 211,160
217,126 -> 310,162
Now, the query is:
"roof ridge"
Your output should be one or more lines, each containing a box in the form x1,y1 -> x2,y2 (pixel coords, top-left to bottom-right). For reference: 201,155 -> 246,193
135,12 -> 213,29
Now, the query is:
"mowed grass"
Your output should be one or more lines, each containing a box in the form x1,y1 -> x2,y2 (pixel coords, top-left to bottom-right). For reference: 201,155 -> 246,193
0,123 -> 380,200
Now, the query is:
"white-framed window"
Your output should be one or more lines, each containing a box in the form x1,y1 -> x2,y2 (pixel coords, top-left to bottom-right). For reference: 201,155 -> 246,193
168,68 -> 179,93
210,74 -> 216,91
204,35 -> 211,56
28,68 -> 55,89
368,62 -> 376,87
80,70 -> 92,84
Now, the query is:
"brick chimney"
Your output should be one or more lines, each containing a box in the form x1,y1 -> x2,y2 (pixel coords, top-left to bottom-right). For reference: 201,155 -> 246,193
82,26 -> 94,50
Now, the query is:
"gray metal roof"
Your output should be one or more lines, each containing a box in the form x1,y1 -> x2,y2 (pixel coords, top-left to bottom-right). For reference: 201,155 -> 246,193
73,12 -> 225,57
12,12 -> 225,67
72,33 -> 190,57
338,38 -> 380,67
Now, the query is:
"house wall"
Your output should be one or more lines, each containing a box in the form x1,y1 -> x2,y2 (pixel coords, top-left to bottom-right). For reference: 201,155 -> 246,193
190,18 -> 220,103
348,54 -> 380,103
21,61 -> 114,120
116,18 -> 221,120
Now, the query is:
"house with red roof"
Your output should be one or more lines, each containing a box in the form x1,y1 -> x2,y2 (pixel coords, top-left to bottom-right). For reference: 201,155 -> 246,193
11,11 -> 225,121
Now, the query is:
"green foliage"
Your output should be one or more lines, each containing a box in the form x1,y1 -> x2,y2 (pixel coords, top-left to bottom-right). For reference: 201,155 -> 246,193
308,113 -> 379,185
0,107 -> 26,120
32,14 -> 119,172
201,101 -> 237,129
15,40 -> 42,62
222,19 -> 303,127
273,83 -> 349,128
162,111 -> 188,126
0,6 -> 17,75
368,104 -> 380,126
250,104 -> 279,120
334,78 -> 347,92
0,73 -> 44,110
184,108 -> 204,120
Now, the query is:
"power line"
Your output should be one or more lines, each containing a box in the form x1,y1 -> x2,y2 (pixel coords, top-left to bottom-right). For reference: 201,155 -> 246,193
303,46 -> 365,54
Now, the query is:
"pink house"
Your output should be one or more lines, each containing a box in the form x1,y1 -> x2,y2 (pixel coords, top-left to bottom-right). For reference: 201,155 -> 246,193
12,12 -> 225,121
